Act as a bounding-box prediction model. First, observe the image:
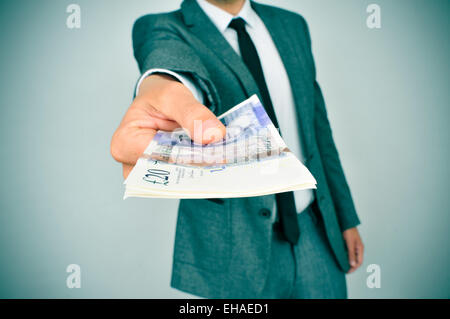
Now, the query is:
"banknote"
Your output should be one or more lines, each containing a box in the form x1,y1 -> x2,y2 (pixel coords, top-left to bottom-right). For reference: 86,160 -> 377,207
123,95 -> 316,199
140,94 -> 286,166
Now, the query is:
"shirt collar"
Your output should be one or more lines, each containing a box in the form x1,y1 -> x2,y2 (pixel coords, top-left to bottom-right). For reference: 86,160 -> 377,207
196,0 -> 258,33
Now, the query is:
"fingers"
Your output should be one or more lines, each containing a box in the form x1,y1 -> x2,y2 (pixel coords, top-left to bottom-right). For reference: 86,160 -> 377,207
186,103 -> 226,144
355,241 -> 364,269
111,95 -> 182,166
143,75 -> 226,144
123,163 -> 134,179
130,117 -> 181,132
111,124 -> 156,165
346,239 -> 357,274
343,228 -> 364,274
166,100 -> 226,145
345,237 -> 364,274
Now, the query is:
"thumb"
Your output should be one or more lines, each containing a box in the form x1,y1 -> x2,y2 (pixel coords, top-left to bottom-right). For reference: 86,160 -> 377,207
172,101 -> 226,144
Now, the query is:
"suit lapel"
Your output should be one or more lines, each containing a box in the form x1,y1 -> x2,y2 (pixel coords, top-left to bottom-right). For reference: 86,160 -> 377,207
181,0 -> 260,100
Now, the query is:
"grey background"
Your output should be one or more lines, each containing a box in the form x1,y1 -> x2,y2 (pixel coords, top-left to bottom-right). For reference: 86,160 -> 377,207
0,0 -> 448,298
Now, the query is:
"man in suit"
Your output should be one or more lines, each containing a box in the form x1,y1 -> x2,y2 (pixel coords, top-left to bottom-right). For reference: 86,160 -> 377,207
111,0 -> 363,299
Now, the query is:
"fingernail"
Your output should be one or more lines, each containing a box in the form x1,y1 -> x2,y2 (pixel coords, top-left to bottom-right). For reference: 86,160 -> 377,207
202,120 -> 224,143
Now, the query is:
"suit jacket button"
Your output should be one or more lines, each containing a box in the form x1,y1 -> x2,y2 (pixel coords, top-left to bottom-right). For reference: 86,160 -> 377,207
258,208 -> 271,218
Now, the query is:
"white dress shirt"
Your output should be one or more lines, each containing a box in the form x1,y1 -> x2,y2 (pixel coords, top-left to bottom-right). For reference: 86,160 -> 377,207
136,0 -> 314,215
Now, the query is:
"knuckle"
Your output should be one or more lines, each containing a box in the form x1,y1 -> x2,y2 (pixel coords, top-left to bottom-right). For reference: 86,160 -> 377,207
110,128 -> 128,163
159,80 -> 185,102
110,138 -> 123,163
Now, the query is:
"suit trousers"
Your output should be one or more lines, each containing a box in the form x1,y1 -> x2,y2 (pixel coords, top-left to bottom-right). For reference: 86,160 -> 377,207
259,201 -> 347,299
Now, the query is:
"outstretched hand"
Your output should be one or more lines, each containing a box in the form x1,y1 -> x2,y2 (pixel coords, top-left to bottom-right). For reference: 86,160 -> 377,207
110,74 -> 226,178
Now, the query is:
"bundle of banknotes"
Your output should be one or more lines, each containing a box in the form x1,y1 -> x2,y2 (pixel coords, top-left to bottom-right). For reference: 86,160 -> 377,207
123,95 -> 317,199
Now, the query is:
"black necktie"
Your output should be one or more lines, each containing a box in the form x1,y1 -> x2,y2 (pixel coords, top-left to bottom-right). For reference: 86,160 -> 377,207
229,18 -> 300,245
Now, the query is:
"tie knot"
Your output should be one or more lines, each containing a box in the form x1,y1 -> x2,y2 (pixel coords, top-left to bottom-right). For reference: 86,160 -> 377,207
228,17 -> 246,32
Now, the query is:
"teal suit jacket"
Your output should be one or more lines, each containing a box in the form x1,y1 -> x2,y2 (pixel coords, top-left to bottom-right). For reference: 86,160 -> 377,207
132,0 -> 361,298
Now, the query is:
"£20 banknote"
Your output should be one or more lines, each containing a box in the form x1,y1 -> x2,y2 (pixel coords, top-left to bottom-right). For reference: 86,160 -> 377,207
123,95 -> 317,199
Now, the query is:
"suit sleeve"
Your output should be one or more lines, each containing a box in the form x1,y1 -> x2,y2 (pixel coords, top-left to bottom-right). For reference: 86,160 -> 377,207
135,68 -> 204,103
132,14 -> 219,109
298,16 -> 361,231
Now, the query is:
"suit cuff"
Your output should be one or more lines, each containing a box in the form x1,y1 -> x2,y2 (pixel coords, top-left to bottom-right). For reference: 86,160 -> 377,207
339,213 -> 361,231
135,68 -> 204,104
